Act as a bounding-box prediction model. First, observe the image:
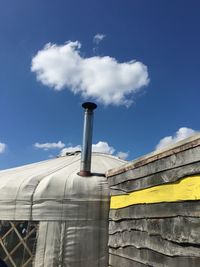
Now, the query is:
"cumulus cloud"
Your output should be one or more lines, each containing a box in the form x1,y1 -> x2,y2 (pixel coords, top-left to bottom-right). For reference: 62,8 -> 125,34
31,41 -> 149,106
60,141 -> 128,159
116,151 -> 129,160
93,33 -> 106,44
34,141 -> 65,150
92,141 -> 115,154
156,127 -> 198,150
0,142 -> 6,154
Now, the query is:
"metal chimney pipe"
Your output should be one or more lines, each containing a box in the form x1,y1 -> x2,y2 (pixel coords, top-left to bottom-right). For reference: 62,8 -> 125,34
79,102 -> 97,177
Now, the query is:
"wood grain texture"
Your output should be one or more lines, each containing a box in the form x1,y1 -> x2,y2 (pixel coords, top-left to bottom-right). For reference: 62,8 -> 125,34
109,253 -> 148,267
109,246 -> 200,267
109,217 -> 200,244
107,135 -> 200,178
108,138 -> 200,266
110,161 -> 200,194
110,175 -> 200,209
109,201 -> 200,220
109,229 -> 200,257
108,147 -> 200,186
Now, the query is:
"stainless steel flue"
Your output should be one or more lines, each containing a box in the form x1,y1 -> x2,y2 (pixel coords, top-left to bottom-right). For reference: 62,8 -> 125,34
79,102 -> 97,176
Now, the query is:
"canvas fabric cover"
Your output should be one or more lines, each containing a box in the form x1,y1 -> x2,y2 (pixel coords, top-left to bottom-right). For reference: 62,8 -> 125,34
0,153 -> 125,267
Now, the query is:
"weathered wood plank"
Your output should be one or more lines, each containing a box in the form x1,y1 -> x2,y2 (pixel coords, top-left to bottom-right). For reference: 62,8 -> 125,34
109,229 -> 200,257
110,175 -> 200,209
109,201 -> 200,220
109,253 -> 149,267
110,188 -> 128,196
107,135 -> 200,178
109,246 -> 200,267
109,217 -> 200,244
108,136 -> 200,266
110,161 -> 200,194
108,147 -> 200,186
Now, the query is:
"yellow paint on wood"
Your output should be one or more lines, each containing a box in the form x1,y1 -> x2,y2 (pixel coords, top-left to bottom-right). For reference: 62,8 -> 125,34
110,175 -> 200,209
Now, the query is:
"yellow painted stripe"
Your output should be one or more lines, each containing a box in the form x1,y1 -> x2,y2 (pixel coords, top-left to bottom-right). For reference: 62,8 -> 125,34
110,175 -> 200,209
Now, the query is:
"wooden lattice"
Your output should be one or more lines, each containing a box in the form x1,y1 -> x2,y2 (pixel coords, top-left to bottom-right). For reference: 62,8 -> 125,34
0,221 -> 38,267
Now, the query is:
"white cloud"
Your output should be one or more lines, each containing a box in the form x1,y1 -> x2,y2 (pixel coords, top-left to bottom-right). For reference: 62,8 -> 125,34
93,33 -> 106,44
31,41 -> 149,106
156,127 -> 197,150
34,141 -> 65,150
60,141 -> 128,160
116,151 -> 129,160
0,143 -> 6,154
60,141 -> 114,156
92,141 -> 115,154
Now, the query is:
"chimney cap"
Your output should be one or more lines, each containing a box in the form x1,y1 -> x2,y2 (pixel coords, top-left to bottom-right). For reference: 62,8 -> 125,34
82,102 -> 97,110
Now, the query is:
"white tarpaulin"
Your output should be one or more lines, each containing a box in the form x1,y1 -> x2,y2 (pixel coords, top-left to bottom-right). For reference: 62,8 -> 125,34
0,153 -> 125,267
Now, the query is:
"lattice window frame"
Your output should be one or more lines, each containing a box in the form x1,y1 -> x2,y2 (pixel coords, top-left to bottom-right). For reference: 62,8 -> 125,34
0,221 -> 38,267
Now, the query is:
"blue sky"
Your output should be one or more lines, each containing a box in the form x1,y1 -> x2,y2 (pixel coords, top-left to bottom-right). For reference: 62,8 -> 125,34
0,0 -> 199,169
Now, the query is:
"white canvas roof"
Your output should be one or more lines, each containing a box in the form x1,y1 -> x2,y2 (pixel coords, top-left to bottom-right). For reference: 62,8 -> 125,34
0,152 -> 125,220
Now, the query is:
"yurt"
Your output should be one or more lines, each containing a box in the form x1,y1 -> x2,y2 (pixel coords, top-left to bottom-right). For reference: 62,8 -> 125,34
0,103 -> 126,267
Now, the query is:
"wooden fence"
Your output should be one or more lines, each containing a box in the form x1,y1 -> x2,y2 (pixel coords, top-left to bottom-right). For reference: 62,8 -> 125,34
107,135 -> 200,267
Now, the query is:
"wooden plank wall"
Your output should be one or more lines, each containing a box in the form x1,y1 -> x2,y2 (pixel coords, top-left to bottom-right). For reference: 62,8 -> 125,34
107,135 -> 200,267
